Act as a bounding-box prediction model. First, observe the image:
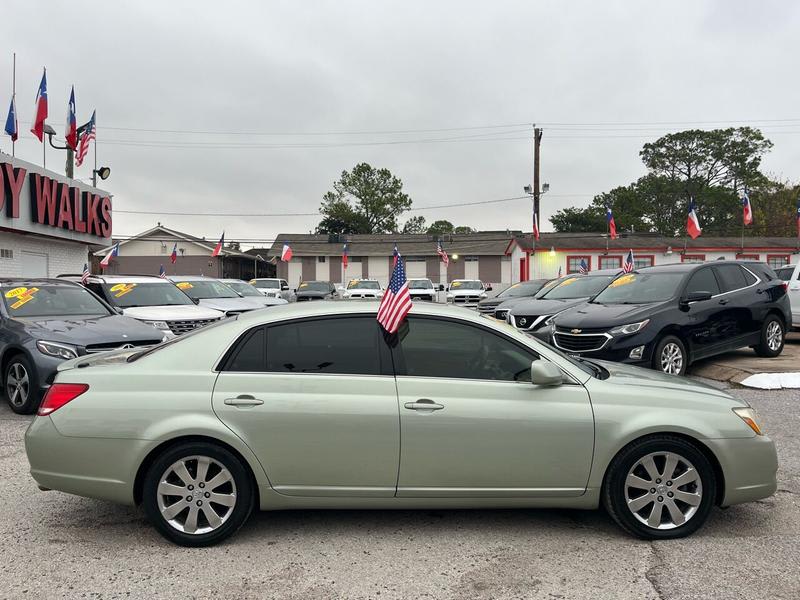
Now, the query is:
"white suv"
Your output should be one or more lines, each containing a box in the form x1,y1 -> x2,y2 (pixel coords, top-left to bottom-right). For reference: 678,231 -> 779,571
775,263 -> 800,328
341,279 -> 384,299
80,275 -> 224,337
446,279 -> 491,306
408,278 -> 438,301
249,278 -> 293,301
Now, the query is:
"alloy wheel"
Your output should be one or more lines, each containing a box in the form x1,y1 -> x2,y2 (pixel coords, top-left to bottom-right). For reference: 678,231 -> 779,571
624,451 -> 702,529
660,343 -> 683,374
766,321 -> 783,352
6,363 -> 29,408
156,455 -> 237,535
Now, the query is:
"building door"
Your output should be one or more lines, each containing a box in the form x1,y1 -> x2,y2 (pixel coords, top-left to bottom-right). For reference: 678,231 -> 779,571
21,252 -> 49,277
519,257 -> 528,282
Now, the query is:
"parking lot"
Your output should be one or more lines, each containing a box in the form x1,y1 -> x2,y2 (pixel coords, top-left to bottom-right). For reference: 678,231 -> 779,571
0,370 -> 797,600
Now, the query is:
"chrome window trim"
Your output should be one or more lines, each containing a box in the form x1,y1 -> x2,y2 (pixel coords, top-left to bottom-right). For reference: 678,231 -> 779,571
686,264 -> 762,304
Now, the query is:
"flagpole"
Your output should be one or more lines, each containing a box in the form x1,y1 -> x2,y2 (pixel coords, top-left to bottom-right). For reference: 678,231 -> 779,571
42,67 -> 46,169
11,52 -> 16,157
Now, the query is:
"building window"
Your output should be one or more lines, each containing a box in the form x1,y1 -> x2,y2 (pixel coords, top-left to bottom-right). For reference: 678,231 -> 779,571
767,254 -> 791,269
566,255 -> 591,274
633,255 -> 655,269
599,256 -> 622,270
681,254 -> 705,264
736,253 -> 759,261
463,255 -> 479,262
404,255 -> 426,262
0,249 -> 13,259
349,256 -> 363,263
318,256 -> 326,263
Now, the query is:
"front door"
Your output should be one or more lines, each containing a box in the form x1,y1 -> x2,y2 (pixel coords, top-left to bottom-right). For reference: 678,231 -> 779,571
680,266 -> 732,358
212,316 -> 400,497
390,316 -> 594,497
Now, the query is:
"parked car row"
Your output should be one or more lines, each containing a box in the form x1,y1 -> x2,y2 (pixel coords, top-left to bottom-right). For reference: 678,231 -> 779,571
499,261 -> 791,376
1,275 -> 287,414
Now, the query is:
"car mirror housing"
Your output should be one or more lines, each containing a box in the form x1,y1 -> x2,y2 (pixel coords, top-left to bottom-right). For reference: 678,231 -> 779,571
683,291 -> 713,304
281,285 -> 290,291
531,360 -> 563,386
485,285 -> 493,292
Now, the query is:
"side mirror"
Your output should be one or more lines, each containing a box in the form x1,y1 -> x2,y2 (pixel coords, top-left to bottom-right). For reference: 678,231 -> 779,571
683,291 -> 712,304
531,360 -> 563,386
191,297 -> 200,305
438,284 -> 445,292
485,285 -> 493,292
281,285 -> 290,291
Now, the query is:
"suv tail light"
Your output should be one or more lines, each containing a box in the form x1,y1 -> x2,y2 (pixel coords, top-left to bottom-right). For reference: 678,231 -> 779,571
38,383 -> 89,416
782,281 -> 789,292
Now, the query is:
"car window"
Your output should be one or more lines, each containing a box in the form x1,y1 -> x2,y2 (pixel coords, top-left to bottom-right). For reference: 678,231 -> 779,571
713,265 -> 748,293
225,327 -> 266,371
592,273 -> 684,304
266,317 -> 380,375
1,285 -> 111,317
252,279 -> 279,288
543,275 -> 616,300
396,317 -> 537,382
685,268 -> 720,297
741,267 -> 758,286
101,282 -> 195,307
775,267 -> 794,282
174,280 -> 239,299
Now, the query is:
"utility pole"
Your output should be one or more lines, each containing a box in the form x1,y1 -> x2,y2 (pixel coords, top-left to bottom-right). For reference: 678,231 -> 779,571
533,126 -> 543,227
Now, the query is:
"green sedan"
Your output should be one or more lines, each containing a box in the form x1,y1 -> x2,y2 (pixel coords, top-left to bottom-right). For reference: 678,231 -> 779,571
25,302 -> 777,546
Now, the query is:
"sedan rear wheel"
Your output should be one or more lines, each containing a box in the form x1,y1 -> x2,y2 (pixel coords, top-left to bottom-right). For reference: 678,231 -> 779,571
603,435 -> 716,539
143,442 -> 254,547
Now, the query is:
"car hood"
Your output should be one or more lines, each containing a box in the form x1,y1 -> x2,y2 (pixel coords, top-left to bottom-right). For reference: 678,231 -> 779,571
122,305 -> 224,321
449,288 -> 484,296
295,290 -> 331,298
16,314 -> 163,346
408,288 -> 436,294
491,297 -> 532,310
510,297 -> 590,316
197,297 -> 265,312
590,359 -> 742,404
555,301 -> 660,328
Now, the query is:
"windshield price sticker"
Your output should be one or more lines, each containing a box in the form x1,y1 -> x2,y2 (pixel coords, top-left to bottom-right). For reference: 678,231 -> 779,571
5,287 -> 40,309
557,277 -> 578,287
299,282 -> 309,288
609,274 -> 636,288
451,281 -> 462,288
176,282 -> 194,290
109,283 -> 137,298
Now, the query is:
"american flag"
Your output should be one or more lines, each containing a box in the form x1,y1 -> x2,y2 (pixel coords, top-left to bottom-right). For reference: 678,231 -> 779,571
623,249 -> 635,273
80,263 -> 90,284
159,264 -> 167,279
377,255 -> 412,334
76,110 -> 95,168
578,258 -> 589,275
436,240 -> 449,266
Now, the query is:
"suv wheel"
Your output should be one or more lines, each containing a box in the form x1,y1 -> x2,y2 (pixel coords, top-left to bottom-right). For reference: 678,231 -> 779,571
652,335 -> 687,376
755,315 -> 784,358
603,435 -> 716,540
4,355 -> 39,414
142,442 -> 254,547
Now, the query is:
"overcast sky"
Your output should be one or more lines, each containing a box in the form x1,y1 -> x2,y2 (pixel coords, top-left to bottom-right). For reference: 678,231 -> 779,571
4,0 -> 799,248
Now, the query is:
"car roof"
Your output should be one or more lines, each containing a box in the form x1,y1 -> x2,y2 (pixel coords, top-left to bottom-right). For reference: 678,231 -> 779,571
299,280 -> 330,284
451,279 -> 482,282
169,275 -> 220,281
638,260 -> 766,275
87,274 -> 174,283
0,277 -> 83,287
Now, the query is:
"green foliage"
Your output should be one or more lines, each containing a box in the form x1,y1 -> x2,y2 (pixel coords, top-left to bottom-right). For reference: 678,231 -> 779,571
426,220 -> 455,235
401,216 -> 427,234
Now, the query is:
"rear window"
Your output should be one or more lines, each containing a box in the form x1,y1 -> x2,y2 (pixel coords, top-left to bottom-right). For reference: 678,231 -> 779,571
225,327 -> 266,371
775,267 -> 794,282
713,265 -> 748,293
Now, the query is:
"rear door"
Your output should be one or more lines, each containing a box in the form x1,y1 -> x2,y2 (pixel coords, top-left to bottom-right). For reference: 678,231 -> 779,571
212,316 -> 400,497
711,264 -> 759,348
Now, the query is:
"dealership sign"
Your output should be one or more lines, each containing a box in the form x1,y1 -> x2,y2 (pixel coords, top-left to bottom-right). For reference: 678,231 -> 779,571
0,155 -> 112,243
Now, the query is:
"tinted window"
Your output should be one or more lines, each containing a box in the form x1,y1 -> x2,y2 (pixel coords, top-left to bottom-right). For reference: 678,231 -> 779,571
497,280 -> 546,298
226,328 -> 266,372
544,275 -> 616,300
1,285 -> 110,317
175,280 -> 239,299
397,317 -> 536,382
592,273 -> 684,304
741,268 -> 758,286
714,265 -> 748,292
775,267 -> 794,281
685,268 -> 720,296
266,317 -> 380,374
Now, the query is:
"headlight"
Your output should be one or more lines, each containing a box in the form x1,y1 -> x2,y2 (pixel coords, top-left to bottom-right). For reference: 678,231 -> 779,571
142,320 -> 170,331
447,293 -> 454,299
733,407 -> 764,435
480,293 -> 488,299
543,314 -> 556,327
377,292 -> 384,298
36,340 -> 79,360
609,319 -> 650,336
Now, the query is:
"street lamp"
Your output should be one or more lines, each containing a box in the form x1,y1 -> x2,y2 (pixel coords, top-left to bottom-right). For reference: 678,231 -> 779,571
253,254 -> 264,278
43,124 -> 110,187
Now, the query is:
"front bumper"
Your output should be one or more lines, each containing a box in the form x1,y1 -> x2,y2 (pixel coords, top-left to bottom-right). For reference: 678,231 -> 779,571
704,435 -> 778,506
550,329 -> 657,366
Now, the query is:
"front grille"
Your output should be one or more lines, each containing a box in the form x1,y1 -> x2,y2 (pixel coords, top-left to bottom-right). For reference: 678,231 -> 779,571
167,318 -> 218,336
553,331 -> 610,352
453,295 -> 481,303
84,339 -> 161,353
512,314 -> 547,329
348,293 -> 378,298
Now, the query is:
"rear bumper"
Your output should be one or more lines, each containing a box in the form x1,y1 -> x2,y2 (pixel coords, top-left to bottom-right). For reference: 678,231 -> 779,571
704,435 -> 778,506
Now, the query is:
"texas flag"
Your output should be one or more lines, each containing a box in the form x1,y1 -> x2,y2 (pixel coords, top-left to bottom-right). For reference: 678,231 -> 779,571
65,86 -> 77,150
170,242 -> 178,264
742,191 -> 753,226
30,69 -> 48,142
4,95 -> 18,142
281,242 -> 293,262
211,232 -> 224,257
533,212 -> 540,241
686,198 -> 702,239
606,206 -> 618,239
392,244 -> 400,268
99,242 -> 119,269
342,242 -> 349,268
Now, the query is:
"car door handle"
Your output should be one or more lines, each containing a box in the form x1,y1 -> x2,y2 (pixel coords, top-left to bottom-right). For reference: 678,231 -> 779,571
404,399 -> 444,411
718,299 -> 729,305
224,395 -> 264,407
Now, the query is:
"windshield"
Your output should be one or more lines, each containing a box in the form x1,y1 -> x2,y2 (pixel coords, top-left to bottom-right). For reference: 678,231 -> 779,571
224,281 -> 262,297
347,280 -> 380,289
2,285 -> 110,318
592,272 -> 685,304
497,281 -> 544,298
541,275 -> 616,300
174,280 -> 239,299
298,281 -> 331,292
450,280 -> 482,290
408,279 -> 433,289
102,282 -> 195,307
251,279 -> 279,289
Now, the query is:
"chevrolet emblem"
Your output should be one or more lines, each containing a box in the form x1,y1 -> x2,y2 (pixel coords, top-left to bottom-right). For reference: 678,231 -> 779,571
571,328 -> 582,334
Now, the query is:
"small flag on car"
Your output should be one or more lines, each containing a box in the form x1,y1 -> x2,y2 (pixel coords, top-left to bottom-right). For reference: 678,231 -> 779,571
159,264 -> 167,279
623,250 -> 635,273
81,263 -> 90,284
578,258 -> 589,275
377,252 -> 412,334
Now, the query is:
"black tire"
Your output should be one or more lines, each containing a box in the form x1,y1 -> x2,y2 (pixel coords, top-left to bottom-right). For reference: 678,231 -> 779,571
4,354 -> 40,415
651,335 -> 688,376
602,435 -> 716,540
142,442 -> 255,547
754,315 -> 785,358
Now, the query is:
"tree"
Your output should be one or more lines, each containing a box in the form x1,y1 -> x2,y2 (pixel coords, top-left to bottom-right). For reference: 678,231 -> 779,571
316,163 -> 412,234
426,220 -> 455,235
453,225 -> 476,234
225,240 -> 242,252
400,216 -> 427,234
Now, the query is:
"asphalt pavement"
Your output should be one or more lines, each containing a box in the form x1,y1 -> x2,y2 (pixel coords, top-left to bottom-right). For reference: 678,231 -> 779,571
0,379 -> 797,600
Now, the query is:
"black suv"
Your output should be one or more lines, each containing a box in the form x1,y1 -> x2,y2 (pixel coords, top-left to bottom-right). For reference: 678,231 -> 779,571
476,278 -> 552,319
0,279 -> 164,413
549,261 -> 790,375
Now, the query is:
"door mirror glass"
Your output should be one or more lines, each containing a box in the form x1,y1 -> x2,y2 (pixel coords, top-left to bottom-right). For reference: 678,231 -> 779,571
281,285 -> 290,291
530,360 -> 563,386
485,285 -> 493,292
684,290 -> 712,303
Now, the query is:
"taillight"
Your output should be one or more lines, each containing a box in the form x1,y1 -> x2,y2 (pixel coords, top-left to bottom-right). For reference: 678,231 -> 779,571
38,383 -> 89,416
782,282 -> 789,292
